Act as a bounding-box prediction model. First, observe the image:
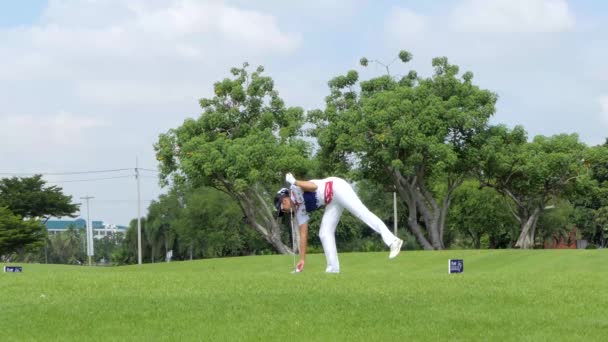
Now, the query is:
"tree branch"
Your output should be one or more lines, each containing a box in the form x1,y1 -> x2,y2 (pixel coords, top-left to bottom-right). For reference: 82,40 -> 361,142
416,177 -> 438,213
502,196 -> 522,224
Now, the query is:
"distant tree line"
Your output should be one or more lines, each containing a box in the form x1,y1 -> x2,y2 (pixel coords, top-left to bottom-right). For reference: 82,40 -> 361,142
3,51 -> 607,265
149,51 -> 608,259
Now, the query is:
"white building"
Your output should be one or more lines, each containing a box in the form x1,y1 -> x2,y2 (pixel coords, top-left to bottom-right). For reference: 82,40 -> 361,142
45,219 -> 128,239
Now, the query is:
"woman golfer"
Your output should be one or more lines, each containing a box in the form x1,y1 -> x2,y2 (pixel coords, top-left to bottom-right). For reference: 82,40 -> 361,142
275,173 -> 403,273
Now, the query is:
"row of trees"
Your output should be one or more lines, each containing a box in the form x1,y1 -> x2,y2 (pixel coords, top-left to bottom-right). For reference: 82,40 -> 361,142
3,51 -> 607,264
152,51 -> 608,256
127,179 -> 428,264
43,226 -> 122,265
112,187 -> 275,264
0,175 -> 129,264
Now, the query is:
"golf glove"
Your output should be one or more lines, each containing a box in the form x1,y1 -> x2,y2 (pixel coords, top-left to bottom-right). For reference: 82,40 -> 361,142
286,173 -> 296,186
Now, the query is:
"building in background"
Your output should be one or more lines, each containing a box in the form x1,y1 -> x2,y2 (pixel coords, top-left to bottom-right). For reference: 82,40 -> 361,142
45,218 -> 127,239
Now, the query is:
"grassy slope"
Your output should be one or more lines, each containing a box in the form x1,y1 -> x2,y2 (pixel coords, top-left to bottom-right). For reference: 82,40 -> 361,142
2,250 -> 607,341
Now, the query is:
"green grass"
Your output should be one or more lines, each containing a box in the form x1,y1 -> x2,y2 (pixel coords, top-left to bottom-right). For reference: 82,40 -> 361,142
2,250 -> 608,341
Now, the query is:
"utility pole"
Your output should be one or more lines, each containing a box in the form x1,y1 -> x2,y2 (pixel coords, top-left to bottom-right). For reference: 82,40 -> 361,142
393,191 -> 398,235
80,195 -> 95,266
136,157 -> 142,265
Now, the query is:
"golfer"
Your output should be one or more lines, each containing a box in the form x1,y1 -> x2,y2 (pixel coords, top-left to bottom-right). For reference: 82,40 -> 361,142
275,173 -> 403,273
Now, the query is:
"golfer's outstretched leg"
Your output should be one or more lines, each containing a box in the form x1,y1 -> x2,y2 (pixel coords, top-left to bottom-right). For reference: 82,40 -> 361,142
331,178 -> 398,247
319,203 -> 343,273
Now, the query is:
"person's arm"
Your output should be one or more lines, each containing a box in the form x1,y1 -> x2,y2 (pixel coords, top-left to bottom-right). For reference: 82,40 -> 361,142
286,173 -> 317,192
296,223 -> 308,272
293,180 -> 317,192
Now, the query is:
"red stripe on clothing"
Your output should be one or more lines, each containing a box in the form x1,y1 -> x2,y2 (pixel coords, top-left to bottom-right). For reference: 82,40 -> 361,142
325,181 -> 333,205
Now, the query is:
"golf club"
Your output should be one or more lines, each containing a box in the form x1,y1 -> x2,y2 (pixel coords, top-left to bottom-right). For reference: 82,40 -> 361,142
290,208 -> 299,273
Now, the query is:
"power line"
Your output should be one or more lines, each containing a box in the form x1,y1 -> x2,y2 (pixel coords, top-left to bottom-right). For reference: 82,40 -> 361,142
0,167 -> 159,176
45,175 -> 133,183
0,172 -> 158,184
0,168 -> 132,176
91,199 -> 156,202
139,168 -> 158,173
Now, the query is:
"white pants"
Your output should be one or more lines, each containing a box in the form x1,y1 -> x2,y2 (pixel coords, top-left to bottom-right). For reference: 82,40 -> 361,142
319,177 -> 398,273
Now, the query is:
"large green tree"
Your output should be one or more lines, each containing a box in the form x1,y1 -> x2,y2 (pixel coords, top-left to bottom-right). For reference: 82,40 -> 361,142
309,52 -> 497,249
45,225 -> 85,264
478,127 -> 587,248
174,187 -> 268,259
146,191 -> 180,262
155,64 -> 313,254
535,199 -> 576,247
448,180 -> 518,249
569,143 -> 608,246
0,175 -> 79,221
115,217 -> 149,264
0,207 -> 46,257
0,175 -> 77,258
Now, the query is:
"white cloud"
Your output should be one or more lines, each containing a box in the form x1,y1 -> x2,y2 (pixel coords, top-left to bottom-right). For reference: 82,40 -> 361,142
0,0 -> 300,85
600,96 -> 608,125
130,0 -> 299,51
0,1 -> 303,224
381,1 -> 605,146
451,0 -> 575,33
75,80 -> 201,105
0,112 -> 106,149
386,7 -> 427,42
2,0 -> 605,224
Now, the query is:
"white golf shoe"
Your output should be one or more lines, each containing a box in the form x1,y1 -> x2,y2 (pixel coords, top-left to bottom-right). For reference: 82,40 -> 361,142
389,238 -> 403,259
325,266 -> 340,273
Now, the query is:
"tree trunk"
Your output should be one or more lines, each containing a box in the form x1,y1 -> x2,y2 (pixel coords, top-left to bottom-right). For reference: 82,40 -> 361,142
392,169 -> 453,250
164,239 -> 169,261
438,196 -> 452,249
515,207 -> 540,249
409,218 -> 434,250
468,229 -> 481,249
393,172 -> 434,250
428,218 -> 443,250
431,204 -> 451,250
235,187 -> 292,255
428,220 -> 441,249
269,234 -> 291,254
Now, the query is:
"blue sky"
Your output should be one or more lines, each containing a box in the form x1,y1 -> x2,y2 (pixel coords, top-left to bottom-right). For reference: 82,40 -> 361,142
0,1 -> 46,27
1,0 -> 607,225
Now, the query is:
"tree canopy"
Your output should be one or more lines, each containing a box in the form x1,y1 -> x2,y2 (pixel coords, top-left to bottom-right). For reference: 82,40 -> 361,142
309,52 -> 497,249
0,207 -> 46,257
155,64 -> 314,253
478,128 -> 587,248
0,175 -> 79,221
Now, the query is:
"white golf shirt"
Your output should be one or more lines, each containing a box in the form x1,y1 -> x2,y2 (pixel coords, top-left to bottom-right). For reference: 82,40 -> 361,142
289,179 -> 334,225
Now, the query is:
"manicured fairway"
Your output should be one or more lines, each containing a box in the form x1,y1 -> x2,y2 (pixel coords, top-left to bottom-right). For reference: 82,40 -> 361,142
2,249 -> 607,341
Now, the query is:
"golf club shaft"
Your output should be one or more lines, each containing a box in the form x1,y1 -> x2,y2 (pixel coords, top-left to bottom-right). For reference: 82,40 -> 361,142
291,209 -> 296,270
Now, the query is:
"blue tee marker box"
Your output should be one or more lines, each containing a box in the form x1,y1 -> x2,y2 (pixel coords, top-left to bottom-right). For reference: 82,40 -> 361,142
448,259 -> 463,274
4,266 -> 23,273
